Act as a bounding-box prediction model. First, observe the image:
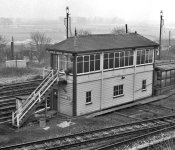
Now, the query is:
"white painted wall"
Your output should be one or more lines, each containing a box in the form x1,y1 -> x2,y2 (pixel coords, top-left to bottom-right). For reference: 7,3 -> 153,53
58,82 -> 73,116
76,64 -> 153,116
77,80 -> 101,115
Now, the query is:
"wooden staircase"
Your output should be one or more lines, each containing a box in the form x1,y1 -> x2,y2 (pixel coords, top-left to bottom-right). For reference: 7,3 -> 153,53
12,70 -> 61,127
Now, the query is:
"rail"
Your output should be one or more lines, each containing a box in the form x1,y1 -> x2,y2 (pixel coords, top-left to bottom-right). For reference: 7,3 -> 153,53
5,114 -> 175,149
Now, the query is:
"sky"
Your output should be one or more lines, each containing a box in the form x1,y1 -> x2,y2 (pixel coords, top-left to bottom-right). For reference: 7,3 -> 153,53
0,0 -> 175,24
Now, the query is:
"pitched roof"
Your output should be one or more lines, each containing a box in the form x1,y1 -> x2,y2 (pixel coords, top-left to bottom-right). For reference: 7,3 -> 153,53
47,33 -> 159,54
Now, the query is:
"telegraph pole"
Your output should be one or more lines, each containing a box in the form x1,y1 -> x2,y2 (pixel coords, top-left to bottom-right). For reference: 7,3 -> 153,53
66,7 -> 69,39
159,10 -> 163,60
169,30 -> 171,51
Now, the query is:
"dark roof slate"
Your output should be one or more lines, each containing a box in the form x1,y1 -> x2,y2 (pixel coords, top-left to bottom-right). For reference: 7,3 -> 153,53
47,33 -> 159,54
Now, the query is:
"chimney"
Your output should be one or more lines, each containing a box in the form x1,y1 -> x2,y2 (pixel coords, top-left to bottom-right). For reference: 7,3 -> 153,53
11,36 -> 14,60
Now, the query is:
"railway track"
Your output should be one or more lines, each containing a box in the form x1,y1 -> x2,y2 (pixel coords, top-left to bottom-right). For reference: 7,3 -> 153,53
96,123 -> 175,150
0,79 -> 43,124
2,114 -> 175,150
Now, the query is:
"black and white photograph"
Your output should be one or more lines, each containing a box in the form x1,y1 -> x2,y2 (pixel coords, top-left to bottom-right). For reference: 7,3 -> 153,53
1,0 -> 175,149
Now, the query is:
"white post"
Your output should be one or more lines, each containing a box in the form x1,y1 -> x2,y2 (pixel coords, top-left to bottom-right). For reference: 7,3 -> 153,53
38,93 -> 41,102
100,52 -> 104,111
57,70 -> 59,82
43,68 -> 45,79
133,49 -> 137,101
17,114 -> 20,127
12,112 -> 14,125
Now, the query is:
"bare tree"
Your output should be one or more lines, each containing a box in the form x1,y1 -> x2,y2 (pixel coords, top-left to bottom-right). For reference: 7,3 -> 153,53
78,29 -> 91,36
111,26 -> 126,35
30,32 -> 51,63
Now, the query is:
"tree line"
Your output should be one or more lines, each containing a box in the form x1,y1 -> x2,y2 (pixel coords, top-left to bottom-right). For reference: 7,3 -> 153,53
0,26 -> 128,64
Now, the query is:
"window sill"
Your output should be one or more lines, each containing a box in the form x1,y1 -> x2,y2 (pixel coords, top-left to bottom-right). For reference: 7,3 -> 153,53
113,94 -> 124,99
142,89 -> 147,91
86,102 -> 92,105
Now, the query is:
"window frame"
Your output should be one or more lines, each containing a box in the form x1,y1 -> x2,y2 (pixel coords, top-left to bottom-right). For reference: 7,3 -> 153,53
113,84 -> 124,98
136,49 -> 153,66
77,53 -> 100,75
104,50 -> 134,70
142,80 -> 147,91
86,91 -> 92,104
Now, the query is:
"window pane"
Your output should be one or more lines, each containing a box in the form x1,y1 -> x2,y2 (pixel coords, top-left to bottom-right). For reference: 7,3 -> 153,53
114,85 -> 123,96
115,52 -> 119,57
84,55 -> 89,61
137,51 -> 141,65
86,91 -> 91,103
109,53 -> 114,69
96,54 -> 100,60
125,57 -> 129,66
142,80 -> 146,89
125,51 -> 129,56
95,54 -> 100,70
120,52 -> 124,67
145,50 -> 149,63
104,53 -> 109,69
90,60 -> 95,71
95,60 -> 100,70
90,55 -> 94,60
141,50 -> 145,64
77,56 -> 83,62
149,50 -> 153,63
77,62 -> 83,73
115,52 -> 120,68
84,61 -> 89,72
129,55 -> 133,66
104,53 -> 108,58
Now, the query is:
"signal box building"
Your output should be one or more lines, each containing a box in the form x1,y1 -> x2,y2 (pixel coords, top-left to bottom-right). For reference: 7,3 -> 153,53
47,33 -> 159,116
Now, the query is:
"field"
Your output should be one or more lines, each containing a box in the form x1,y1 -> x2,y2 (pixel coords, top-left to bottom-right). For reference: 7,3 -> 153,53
0,63 -> 42,84
0,22 -> 163,44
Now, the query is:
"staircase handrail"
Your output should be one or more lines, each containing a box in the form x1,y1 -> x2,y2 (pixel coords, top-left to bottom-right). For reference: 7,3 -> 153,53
19,72 -> 57,115
18,71 -> 57,115
19,73 -> 58,120
13,70 -> 54,120
14,70 -> 53,115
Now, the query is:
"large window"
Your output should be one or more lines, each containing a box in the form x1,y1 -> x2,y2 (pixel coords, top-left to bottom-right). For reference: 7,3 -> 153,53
104,50 -> 133,70
113,85 -> 124,97
52,54 -> 73,73
104,53 -> 114,69
77,54 -> 100,74
137,49 -> 153,65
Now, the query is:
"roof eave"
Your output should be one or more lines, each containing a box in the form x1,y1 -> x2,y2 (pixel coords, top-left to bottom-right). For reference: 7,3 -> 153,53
75,44 -> 159,54
47,44 -> 159,54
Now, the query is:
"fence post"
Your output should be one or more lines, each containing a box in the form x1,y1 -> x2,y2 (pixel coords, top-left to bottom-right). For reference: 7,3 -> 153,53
43,68 -> 45,79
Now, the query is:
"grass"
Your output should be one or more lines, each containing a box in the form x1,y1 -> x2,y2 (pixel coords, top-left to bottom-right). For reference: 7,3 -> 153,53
0,65 -> 43,84
0,67 -> 39,77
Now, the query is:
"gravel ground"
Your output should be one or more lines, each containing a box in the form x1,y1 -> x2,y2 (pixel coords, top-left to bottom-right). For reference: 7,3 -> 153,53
1,73 -> 175,148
